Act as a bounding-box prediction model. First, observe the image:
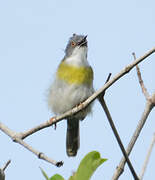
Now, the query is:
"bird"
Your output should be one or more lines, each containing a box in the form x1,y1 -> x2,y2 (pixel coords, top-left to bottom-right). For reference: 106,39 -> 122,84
48,34 -> 94,156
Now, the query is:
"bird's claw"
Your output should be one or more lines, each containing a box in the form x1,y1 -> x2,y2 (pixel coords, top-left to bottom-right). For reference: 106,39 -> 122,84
49,117 -> 57,130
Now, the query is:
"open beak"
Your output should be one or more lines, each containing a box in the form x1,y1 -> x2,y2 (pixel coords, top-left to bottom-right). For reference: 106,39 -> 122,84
78,35 -> 87,47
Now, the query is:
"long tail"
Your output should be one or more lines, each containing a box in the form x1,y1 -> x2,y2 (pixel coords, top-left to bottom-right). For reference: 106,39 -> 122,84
66,118 -> 79,156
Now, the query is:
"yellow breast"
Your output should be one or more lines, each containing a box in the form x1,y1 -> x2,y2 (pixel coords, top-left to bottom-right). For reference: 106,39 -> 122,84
57,61 -> 93,85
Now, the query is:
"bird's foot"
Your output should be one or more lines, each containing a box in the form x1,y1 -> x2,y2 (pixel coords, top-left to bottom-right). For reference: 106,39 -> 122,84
49,117 -> 57,130
76,101 -> 84,109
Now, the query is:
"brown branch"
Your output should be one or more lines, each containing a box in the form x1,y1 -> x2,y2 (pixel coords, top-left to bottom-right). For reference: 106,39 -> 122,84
2,160 -> 11,172
132,52 -> 150,100
0,122 -> 63,167
139,132 -> 155,179
99,98 -> 139,180
112,100 -> 154,180
98,74 -> 139,180
19,47 -> 155,140
112,51 -> 155,179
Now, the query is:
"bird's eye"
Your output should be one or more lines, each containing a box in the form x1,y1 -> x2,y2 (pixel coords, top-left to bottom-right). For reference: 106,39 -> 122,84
71,41 -> 76,47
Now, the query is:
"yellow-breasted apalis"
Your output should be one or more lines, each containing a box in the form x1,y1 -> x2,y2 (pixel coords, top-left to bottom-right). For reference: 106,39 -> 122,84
48,34 -> 94,156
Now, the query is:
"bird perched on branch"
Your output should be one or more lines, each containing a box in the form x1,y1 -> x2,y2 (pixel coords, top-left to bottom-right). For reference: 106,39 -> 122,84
48,34 -> 94,156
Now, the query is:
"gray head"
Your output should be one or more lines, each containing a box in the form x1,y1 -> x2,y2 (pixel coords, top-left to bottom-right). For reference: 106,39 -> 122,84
65,34 -> 88,57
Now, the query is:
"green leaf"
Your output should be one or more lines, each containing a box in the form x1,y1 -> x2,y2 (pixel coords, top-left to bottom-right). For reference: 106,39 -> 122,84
40,167 -> 49,180
49,174 -> 65,180
70,151 -> 107,180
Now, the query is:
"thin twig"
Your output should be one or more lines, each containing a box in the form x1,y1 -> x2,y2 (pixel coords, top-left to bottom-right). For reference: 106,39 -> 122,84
98,74 -> 139,180
105,73 -> 112,83
100,99 -> 139,180
139,133 -> 155,180
112,51 -> 155,179
132,52 -> 150,100
0,160 -> 11,180
112,101 -> 153,180
0,122 -> 63,167
20,48 -> 155,140
2,160 -> 11,172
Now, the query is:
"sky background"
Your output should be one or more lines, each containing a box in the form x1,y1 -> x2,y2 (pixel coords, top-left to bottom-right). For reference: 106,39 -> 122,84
0,0 -> 155,179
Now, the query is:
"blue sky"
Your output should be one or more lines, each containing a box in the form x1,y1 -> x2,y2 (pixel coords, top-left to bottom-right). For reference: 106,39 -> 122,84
0,0 -> 155,179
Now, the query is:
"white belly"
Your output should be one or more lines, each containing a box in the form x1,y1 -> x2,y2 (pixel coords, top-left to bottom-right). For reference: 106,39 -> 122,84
48,78 -> 94,119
